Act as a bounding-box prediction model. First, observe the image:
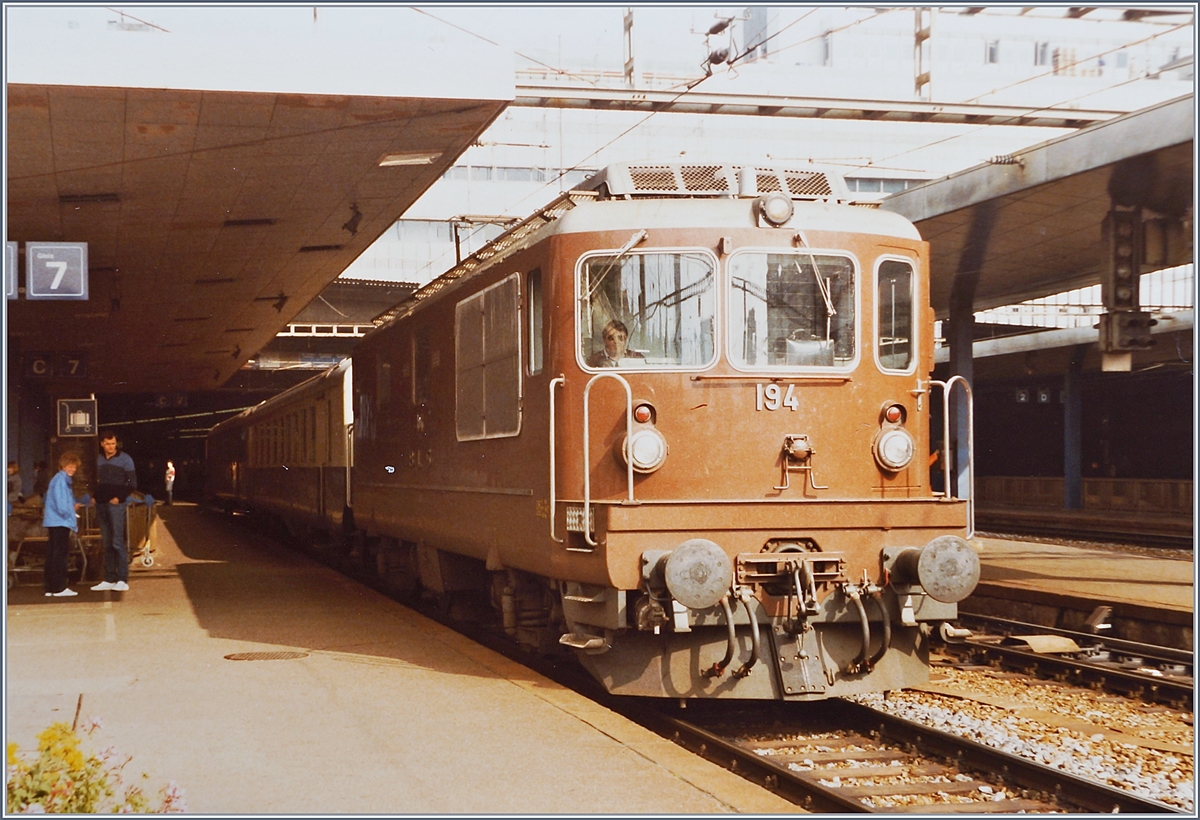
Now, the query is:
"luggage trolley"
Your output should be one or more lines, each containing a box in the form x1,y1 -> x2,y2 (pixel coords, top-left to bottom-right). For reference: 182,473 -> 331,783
126,493 -> 157,569
76,494 -> 158,573
6,506 -> 88,591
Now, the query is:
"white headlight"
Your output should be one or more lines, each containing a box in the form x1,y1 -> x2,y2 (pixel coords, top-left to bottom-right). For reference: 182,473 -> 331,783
625,428 -> 668,473
757,192 -> 794,227
874,428 -> 914,472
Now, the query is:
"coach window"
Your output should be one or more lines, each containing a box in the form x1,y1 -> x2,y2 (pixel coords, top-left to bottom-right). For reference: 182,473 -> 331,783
527,268 -> 543,375
376,360 -> 391,411
456,273 -> 521,440
877,259 -> 914,371
579,251 -> 716,368
729,250 -> 856,369
413,330 -> 432,407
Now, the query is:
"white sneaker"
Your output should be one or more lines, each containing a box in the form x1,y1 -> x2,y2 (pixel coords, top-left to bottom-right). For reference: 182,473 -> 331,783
52,588 -> 78,597
45,592 -> 53,597
112,581 -> 129,592
91,581 -> 114,591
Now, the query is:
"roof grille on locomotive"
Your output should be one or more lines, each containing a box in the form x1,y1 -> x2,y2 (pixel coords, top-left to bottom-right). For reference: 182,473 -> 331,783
576,162 -> 852,203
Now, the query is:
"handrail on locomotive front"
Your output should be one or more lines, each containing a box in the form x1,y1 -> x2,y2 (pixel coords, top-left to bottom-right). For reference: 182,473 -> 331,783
582,372 -> 636,547
930,375 -> 975,539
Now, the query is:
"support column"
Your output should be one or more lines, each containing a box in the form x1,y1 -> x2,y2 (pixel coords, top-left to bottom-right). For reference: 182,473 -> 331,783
1063,345 -> 1087,509
947,201 -> 996,501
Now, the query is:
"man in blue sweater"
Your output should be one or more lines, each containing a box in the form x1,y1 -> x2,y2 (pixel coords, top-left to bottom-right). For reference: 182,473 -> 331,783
91,431 -> 137,592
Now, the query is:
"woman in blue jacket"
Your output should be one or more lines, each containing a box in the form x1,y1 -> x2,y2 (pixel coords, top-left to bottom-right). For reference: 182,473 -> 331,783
42,452 -> 82,597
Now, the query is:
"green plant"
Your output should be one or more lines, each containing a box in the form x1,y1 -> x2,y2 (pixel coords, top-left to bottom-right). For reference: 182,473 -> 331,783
6,718 -> 185,813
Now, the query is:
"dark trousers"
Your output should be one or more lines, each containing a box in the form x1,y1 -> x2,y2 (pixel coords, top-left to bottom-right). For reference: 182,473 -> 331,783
96,502 -> 129,583
44,526 -> 72,593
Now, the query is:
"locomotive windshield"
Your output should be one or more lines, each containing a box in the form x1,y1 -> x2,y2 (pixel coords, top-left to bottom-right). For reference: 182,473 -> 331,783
728,251 -> 856,368
579,250 -> 716,368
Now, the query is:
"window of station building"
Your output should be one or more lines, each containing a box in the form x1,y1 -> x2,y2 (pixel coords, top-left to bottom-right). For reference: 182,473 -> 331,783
455,273 -> 521,440
1034,42 -> 1051,67
500,167 -> 548,182
395,220 -> 452,243
559,169 -> 597,188
443,166 -> 560,184
527,269 -> 544,375
579,251 -> 716,369
729,251 -> 856,369
847,178 -> 920,194
876,259 -> 914,372
985,40 -> 1000,64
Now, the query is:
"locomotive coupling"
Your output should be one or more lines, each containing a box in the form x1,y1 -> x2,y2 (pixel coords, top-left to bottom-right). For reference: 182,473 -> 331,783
882,535 -> 980,604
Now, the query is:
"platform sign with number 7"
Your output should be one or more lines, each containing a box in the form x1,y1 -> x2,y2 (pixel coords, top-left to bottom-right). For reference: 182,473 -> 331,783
26,242 -> 88,300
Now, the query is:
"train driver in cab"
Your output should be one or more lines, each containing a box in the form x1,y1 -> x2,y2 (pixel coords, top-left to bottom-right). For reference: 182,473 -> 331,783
586,319 -> 646,367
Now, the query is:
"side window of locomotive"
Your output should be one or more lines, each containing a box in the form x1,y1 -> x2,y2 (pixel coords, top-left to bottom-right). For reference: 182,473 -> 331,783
729,251 -> 856,368
579,251 -> 716,368
527,268 -> 543,375
455,273 -> 521,440
877,259 -> 914,371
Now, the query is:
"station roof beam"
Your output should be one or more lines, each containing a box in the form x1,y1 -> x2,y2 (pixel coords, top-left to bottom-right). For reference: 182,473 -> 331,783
511,86 -> 1124,130
5,12 -> 513,394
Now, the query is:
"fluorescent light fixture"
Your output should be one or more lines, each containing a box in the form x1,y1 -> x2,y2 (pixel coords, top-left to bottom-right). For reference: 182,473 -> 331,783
378,151 -> 442,167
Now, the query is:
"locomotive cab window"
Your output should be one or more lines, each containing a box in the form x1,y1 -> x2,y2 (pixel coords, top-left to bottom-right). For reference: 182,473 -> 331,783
729,251 -> 856,369
579,250 -> 716,369
455,273 -> 522,440
876,259 -> 914,371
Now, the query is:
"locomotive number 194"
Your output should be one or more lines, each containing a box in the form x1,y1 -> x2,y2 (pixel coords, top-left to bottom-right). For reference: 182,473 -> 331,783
755,382 -> 798,411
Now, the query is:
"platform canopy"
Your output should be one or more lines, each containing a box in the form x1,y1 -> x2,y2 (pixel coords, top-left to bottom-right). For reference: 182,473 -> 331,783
883,95 -> 1194,317
5,8 -> 513,393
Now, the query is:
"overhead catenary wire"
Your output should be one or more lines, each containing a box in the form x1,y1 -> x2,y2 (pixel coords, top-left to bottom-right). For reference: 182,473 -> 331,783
406,6 -> 1192,283
410,6 -> 608,88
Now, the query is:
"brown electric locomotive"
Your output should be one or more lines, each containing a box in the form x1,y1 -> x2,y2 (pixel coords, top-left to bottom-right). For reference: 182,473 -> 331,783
208,162 -> 979,701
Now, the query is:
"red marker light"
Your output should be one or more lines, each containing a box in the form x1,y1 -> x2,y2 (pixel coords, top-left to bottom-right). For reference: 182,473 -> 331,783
634,403 -> 653,424
884,404 -> 903,424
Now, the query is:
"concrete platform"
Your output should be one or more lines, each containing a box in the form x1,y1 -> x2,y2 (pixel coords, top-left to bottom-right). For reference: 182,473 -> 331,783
5,504 -> 796,814
967,534 -> 1195,649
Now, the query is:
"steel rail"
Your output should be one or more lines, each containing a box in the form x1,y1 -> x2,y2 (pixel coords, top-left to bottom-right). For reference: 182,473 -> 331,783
975,519 -> 1194,550
955,611 -> 1195,666
939,636 -> 1193,707
835,700 -> 1184,814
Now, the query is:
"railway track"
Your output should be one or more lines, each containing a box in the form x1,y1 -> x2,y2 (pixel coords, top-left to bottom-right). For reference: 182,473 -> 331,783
414,591 -> 1188,814
974,521 -> 1193,551
945,612 -> 1193,708
254,519 -> 1192,812
640,699 -> 1183,814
